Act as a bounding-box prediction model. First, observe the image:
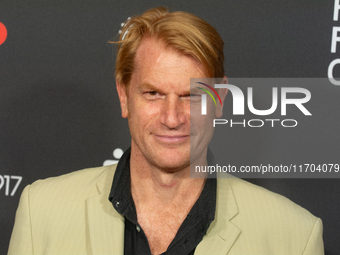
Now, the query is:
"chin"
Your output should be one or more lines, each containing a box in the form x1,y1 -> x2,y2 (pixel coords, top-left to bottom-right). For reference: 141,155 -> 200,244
151,153 -> 190,173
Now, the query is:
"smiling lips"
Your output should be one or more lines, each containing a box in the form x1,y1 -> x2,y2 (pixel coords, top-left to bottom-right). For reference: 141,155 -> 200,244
154,134 -> 189,143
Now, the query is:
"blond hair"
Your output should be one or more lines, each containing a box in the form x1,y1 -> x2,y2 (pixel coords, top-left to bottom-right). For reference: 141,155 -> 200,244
115,7 -> 224,86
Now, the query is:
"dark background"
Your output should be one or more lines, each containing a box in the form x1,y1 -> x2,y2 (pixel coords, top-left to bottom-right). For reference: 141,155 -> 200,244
0,0 -> 339,254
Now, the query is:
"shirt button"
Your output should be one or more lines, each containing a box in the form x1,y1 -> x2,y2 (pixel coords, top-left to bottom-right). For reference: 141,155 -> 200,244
136,226 -> 141,232
114,201 -> 120,208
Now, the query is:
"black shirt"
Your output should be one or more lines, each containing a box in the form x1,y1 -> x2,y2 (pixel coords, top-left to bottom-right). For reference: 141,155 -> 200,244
109,148 -> 216,255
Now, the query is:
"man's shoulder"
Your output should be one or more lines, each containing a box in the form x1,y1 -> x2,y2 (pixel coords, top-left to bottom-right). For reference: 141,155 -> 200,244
211,178 -> 324,254
27,164 -> 117,200
223,177 -> 316,217
202,178 -> 324,254
218,177 -> 319,229
10,165 -> 121,254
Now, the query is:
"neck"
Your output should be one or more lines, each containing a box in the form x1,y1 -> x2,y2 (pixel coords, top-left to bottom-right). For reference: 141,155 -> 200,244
129,145 -> 207,207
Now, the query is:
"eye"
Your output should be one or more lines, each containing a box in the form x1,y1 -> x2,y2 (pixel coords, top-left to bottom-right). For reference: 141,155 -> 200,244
148,91 -> 159,96
144,91 -> 164,100
186,94 -> 202,103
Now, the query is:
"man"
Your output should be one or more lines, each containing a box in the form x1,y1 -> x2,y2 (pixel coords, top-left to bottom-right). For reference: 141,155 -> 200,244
8,7 -> 323,255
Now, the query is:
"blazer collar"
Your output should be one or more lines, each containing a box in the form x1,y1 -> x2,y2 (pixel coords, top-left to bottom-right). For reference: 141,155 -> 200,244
195,177 -> 241,255
85,165 -> 125,255
85,166 -> 241,255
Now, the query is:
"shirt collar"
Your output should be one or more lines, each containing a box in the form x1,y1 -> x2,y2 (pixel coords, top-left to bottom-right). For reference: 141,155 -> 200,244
109,147 -> 216,226
109,147 -> 137,223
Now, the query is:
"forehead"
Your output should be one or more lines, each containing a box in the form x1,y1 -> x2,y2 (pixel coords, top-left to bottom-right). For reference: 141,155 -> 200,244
132,37 -> 206,84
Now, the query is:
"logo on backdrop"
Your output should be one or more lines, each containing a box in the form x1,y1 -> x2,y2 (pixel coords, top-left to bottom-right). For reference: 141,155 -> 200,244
119,17 -> 131,40
329,0 -> 340,85
196,82 -> 222,115
0,175 -> 22,196
196,80 -> 312,128
103,148 -> 124,166
0,22 -> 7,45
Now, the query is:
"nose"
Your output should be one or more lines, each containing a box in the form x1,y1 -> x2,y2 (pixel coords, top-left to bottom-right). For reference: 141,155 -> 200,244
160,96 -> 186,129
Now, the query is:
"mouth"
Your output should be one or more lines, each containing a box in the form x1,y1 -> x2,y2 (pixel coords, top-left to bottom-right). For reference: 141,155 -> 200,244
154,134 -> 189,143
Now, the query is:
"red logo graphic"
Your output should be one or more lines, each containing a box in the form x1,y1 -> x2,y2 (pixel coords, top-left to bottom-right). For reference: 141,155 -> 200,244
0,22 -> 8,45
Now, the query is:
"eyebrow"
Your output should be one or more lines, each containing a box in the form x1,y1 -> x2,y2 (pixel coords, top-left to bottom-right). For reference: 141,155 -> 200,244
190,87 -> 205,94
138,83 -> 160,91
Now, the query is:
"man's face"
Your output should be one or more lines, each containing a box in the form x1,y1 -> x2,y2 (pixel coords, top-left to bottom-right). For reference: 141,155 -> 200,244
117,37 -> 223,173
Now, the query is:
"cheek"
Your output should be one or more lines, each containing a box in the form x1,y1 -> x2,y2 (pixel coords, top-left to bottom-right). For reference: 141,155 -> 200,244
190,100 -> 216,139
127,99 -> 160,127
192,115 -> 214,134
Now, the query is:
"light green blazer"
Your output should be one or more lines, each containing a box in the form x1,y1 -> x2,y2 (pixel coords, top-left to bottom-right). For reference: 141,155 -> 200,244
8,165 -> 324,255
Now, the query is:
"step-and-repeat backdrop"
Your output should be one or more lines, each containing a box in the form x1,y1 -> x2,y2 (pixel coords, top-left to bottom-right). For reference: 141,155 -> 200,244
1,0 -> 339,254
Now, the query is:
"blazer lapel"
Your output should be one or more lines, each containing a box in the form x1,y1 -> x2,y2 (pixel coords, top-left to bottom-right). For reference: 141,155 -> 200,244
86,166 -> 125,255
85,168 -> 241,255
195,178 -> 241,255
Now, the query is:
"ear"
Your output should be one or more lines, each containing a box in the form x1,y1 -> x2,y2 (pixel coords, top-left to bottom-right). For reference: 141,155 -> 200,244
215,76 -> 229,118
116,79 -> 129,118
